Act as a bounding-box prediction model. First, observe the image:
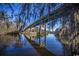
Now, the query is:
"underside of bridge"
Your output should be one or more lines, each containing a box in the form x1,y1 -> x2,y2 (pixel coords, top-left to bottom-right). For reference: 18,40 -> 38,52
0,3 -> 79,56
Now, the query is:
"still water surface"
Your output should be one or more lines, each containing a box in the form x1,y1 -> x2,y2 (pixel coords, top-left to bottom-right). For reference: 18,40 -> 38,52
4,34 -> 64,56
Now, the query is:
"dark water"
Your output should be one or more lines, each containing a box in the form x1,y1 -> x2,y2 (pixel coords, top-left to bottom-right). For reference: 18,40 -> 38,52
3,34 -> 64,56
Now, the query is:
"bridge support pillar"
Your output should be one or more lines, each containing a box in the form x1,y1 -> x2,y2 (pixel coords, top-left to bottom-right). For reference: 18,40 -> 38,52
44,24 -> 46,47
39,25 -> 41,47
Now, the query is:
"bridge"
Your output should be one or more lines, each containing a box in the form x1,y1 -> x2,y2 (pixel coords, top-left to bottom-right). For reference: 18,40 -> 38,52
23,4 -> 78,48
23,4 -> 74,31
0,4 -> 79,56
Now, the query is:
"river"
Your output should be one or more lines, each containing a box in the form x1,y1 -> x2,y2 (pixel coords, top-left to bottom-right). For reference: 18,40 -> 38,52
1,34 -> 64,56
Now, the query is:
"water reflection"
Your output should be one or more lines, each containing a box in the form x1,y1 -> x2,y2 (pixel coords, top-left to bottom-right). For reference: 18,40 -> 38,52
35,34 -> 64,55
3,34 -> 39,56
0,33 -> 64,56
46,34 -> 64,55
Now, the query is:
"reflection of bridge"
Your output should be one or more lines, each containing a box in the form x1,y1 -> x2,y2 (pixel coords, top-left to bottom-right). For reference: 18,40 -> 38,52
0,4 -> 78,56
24,4 -> 77,54
23,4 -> 76,48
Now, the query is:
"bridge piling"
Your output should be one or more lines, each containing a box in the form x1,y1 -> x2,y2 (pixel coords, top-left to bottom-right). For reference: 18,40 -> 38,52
44,24 -> 46,47
39,25 -> 41,47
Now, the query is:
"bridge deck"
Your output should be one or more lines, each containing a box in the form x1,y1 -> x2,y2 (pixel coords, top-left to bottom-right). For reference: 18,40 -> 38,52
24,4 -> 73,31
